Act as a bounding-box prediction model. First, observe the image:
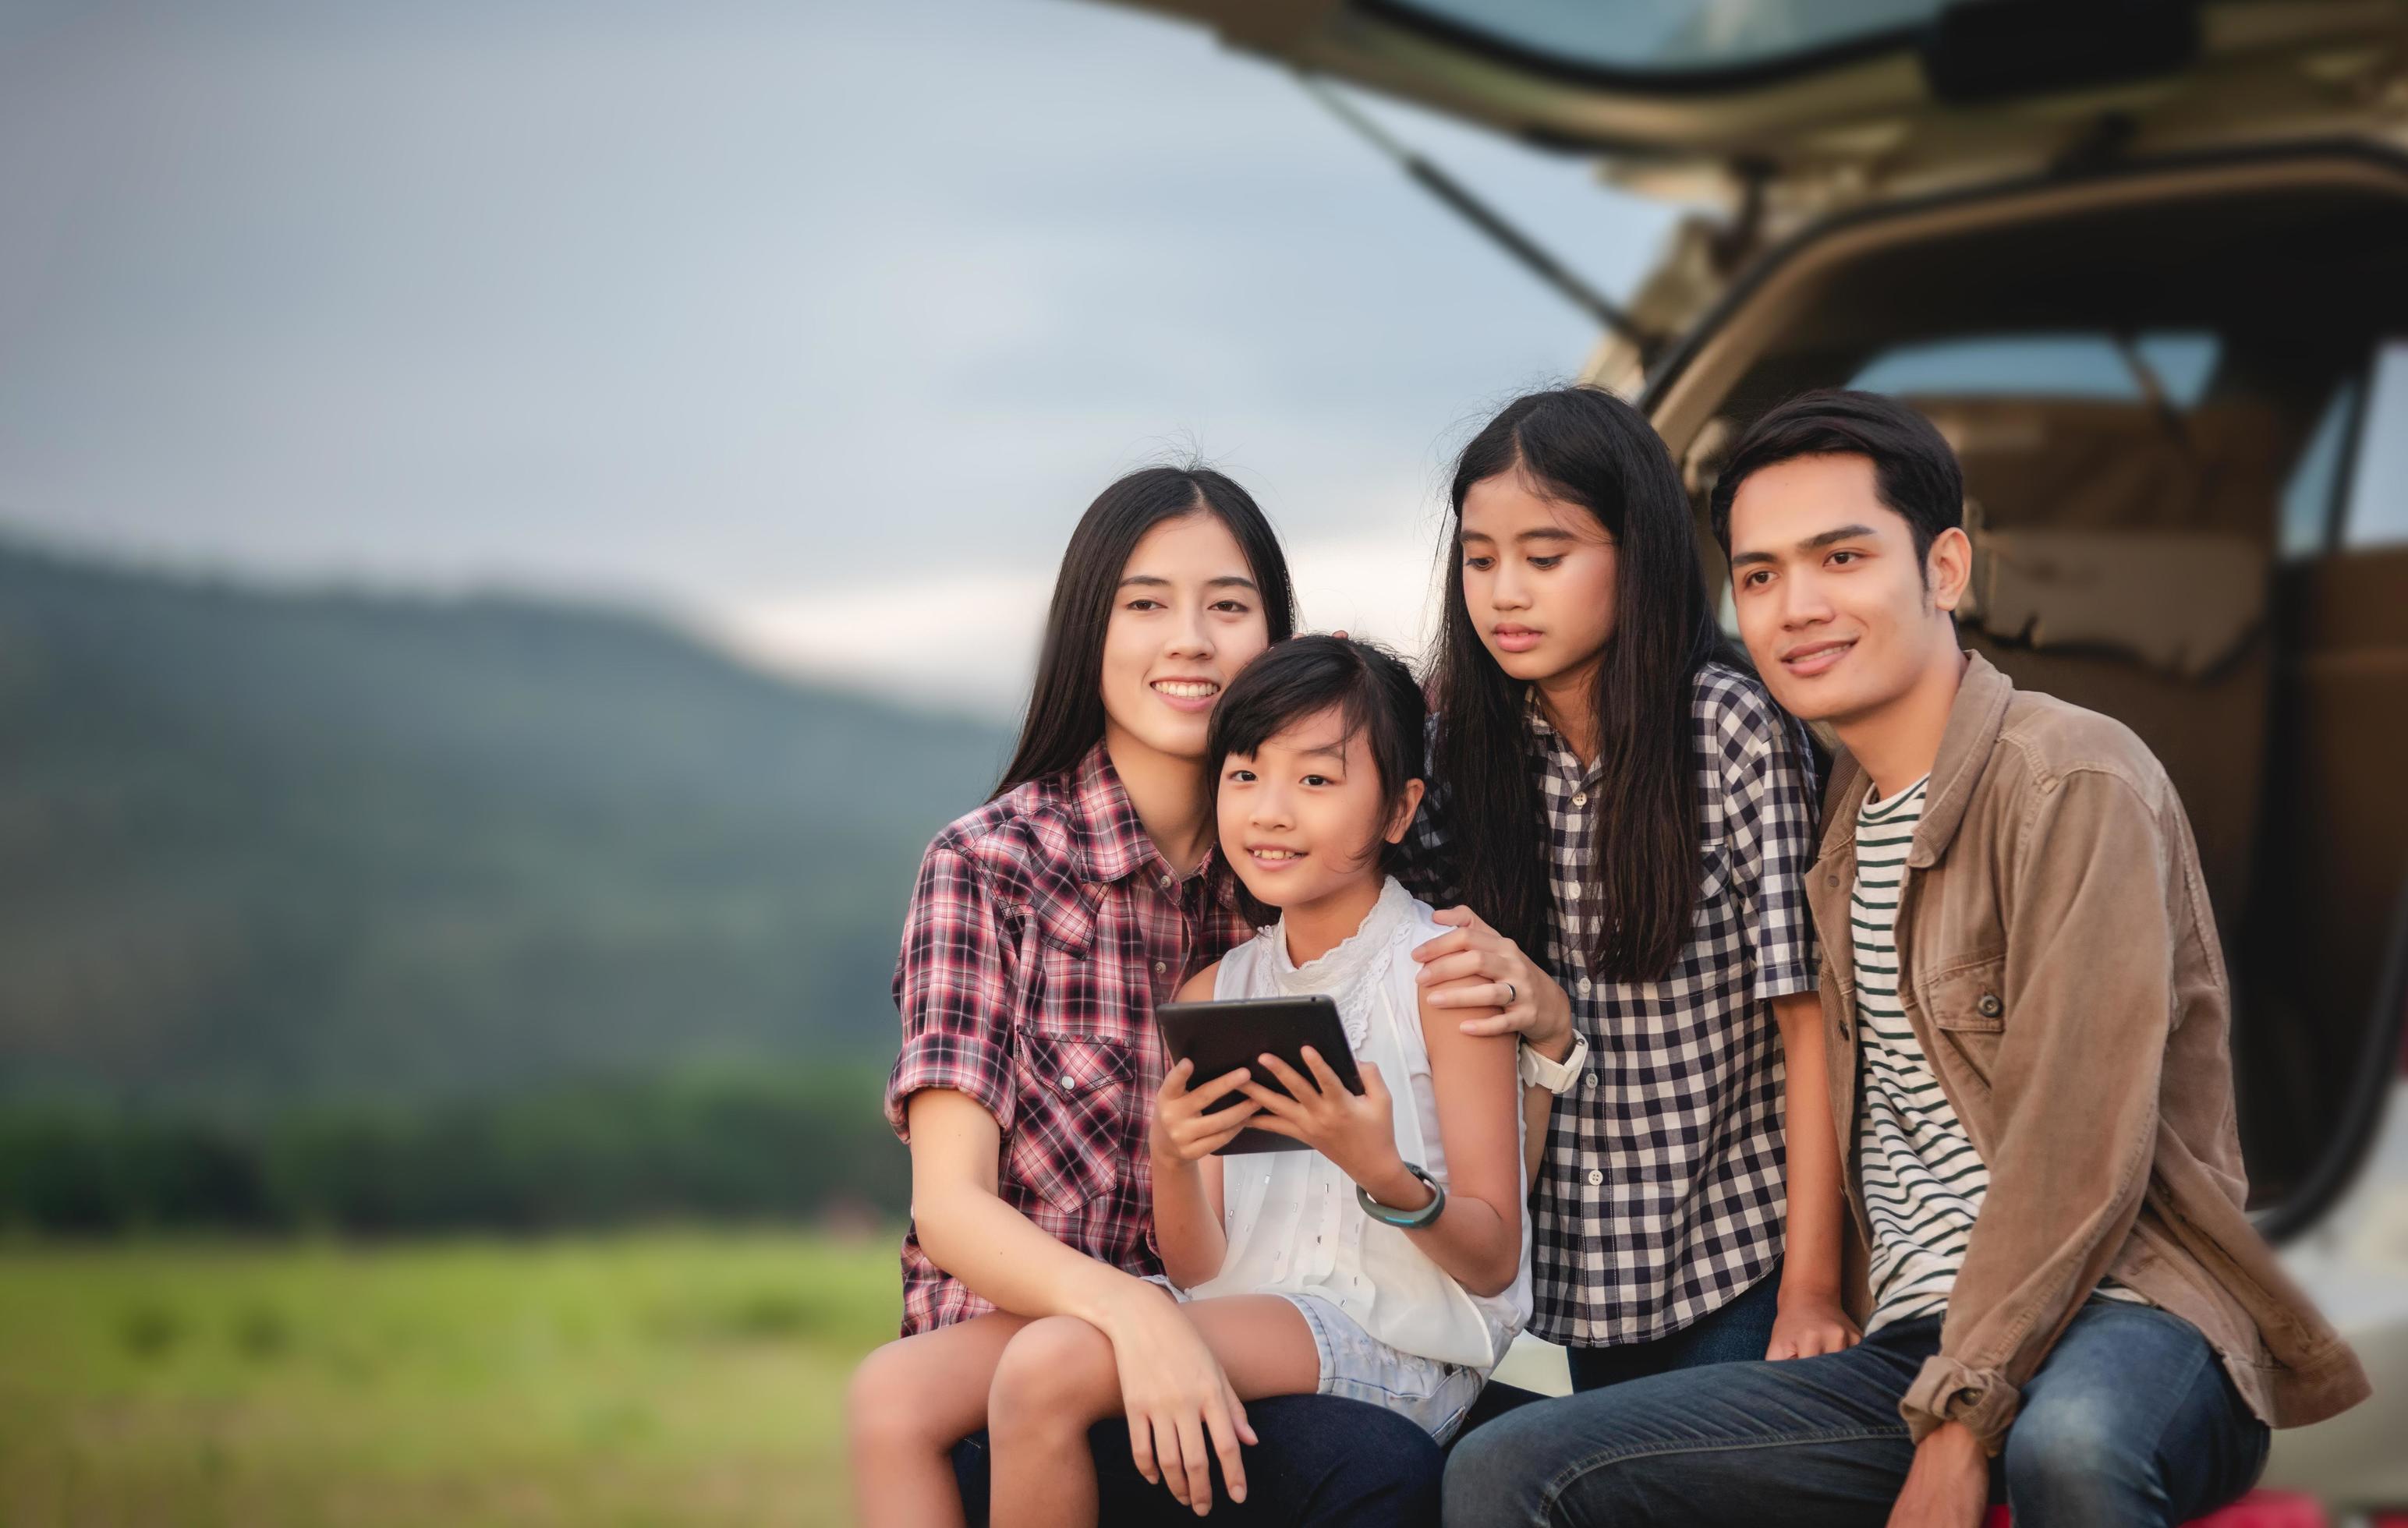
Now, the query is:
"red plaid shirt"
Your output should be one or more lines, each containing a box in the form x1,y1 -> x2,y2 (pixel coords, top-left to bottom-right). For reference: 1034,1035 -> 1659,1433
885,744 -> 1253,1335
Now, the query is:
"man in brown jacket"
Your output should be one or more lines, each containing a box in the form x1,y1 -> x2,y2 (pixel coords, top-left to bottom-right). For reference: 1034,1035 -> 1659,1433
1443,391 -> 2365,1527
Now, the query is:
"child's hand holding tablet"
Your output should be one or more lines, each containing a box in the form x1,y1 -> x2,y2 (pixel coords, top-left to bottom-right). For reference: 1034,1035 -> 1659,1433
1153,994 -> 1364,1156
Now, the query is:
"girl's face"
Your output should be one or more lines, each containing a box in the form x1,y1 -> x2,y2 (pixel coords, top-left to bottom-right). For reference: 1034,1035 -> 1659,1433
1100,512 -> 1272,766
1218,704 -> 1423,912
1457,470 -> 1619,689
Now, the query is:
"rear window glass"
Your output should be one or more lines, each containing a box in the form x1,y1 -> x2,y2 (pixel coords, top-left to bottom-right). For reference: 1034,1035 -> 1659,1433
1849,332 -> 2219,409
2279,380 -> 2357,561
2342,341 -> 2408,550
1379,0 -> 1940,75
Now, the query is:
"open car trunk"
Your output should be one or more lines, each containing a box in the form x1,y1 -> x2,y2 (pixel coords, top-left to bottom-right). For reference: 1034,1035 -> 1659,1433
1089,0 -> 2408,1236
1645,146 -> 2408,1224
1110,2 -> 2408,207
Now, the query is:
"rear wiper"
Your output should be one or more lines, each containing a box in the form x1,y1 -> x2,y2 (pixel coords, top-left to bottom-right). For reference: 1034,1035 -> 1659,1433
1297,72 -> 1660,359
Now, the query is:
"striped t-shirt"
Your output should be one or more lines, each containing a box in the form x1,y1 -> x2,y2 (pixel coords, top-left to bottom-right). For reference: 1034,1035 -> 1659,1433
1851,776 -> 1985,1332
1851,776 -> 2145,1331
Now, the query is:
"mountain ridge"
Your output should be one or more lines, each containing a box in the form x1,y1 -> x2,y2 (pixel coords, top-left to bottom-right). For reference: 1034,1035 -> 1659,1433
0,536 -> 1012,1108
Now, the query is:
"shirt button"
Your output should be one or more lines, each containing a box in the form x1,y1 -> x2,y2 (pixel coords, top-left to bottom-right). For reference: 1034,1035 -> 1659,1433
1577,977 -> 1592,995
1585,1168 -> 1604,1187
1572,791 -> 1588,808
1584,1071 -> 1597,1090
1058,1073 -> 1077,1090
1153,960 -> 1167,974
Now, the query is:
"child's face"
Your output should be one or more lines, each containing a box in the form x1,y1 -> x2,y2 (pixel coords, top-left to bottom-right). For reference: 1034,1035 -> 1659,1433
1457,469 -> 1619,691
1216,704 -> 1422,911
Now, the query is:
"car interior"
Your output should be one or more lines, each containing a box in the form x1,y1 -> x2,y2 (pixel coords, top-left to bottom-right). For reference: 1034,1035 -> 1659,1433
1657,148 -> 2408,1222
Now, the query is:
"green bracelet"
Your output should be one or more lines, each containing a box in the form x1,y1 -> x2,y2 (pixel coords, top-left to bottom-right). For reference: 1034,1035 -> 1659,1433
1356,1162 -> 1445,1229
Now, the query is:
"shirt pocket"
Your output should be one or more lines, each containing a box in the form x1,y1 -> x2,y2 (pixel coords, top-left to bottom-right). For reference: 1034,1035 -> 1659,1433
1008,1029 -> 1138,1213
1921,955 -> 2008,1084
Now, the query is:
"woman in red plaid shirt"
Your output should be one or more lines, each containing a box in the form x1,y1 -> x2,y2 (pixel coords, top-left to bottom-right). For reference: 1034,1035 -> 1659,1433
850,469 -> 1447,1526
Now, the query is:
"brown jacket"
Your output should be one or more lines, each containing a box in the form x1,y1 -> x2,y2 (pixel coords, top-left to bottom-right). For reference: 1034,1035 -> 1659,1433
1811,653 -> 2368,1455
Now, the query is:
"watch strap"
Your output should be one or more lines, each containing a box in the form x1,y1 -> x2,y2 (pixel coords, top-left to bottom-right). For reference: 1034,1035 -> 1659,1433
1518,1028 -> 1588,1095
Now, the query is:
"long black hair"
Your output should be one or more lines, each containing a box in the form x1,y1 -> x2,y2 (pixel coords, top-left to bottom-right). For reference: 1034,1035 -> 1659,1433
1207,635 -> 1425,921
1430,386 -> 1730,983
994,466 -> 1296,796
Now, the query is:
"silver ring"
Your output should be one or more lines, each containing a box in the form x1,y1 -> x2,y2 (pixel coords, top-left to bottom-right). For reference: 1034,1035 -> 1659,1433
1502,981 -> 1517,1006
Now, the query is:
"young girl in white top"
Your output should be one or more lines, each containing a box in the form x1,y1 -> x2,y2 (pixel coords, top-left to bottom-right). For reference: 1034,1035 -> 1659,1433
979,635 -> 1542,1526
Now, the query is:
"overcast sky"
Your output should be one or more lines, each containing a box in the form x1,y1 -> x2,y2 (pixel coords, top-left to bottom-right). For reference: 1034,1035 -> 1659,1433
0,0 -> 1679,716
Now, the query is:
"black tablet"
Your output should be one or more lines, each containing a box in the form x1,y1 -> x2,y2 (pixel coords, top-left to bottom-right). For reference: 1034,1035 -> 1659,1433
1154,994 -> 1365,1155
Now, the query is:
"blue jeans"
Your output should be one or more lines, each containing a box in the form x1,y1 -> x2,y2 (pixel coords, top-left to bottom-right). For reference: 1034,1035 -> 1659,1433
1444,1300 -> 2268,1527
1454,1263 -> 1785,1440
951,1393 -> 1441,1527
1564,1261 -> 1783,1391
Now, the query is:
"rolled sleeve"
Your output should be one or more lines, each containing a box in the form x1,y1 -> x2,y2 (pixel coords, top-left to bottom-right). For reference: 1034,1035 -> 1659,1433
1724,711 -> 1821,1002
1903,1353 -> 2023,1447
885,844 -> 1017,1141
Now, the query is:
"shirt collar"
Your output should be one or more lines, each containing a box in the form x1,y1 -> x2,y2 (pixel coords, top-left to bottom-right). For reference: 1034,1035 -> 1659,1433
1064,742 -> 1239,908
1066,742 -> 1151,885
1817,651 -> 2015,872
1908,651 -> 2014,869
1522,688 -> 1598,782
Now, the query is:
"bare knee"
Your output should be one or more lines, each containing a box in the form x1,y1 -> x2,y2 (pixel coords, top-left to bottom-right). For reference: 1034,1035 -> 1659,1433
988,1317 -> 1119,1434
849,1338 -> 953,1456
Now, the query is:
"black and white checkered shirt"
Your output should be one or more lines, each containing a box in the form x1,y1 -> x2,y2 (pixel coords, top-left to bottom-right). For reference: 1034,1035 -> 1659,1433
1402,661 -> 1820,1346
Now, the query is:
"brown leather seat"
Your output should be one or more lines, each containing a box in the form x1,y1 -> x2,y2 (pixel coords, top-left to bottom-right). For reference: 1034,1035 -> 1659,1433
1906,395 -> 2286,939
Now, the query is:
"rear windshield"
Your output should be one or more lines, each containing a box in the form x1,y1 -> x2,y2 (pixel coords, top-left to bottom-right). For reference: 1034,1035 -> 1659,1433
1375,0 -> 1942,76
1849,331 -> 2222,406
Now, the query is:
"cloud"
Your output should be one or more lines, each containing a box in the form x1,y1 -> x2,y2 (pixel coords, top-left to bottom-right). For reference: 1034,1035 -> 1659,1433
696,565 -> 1055,716
1288,529 -> 1450,658
696,523 -> 1454,719
0,0 -> 1677,691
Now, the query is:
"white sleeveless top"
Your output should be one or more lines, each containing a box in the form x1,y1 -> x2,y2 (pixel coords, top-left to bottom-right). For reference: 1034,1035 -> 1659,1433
1188,878 -> 1532,1371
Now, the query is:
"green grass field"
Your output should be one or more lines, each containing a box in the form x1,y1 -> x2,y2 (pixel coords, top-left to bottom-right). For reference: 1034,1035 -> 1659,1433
0,1230 -> 900,1526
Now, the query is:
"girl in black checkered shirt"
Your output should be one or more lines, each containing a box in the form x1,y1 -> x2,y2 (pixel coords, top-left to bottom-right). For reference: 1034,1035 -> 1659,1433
1399,385 -> 1855,1385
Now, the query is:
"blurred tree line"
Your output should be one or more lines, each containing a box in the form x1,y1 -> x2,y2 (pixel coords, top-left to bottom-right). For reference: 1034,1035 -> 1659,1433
0,540 -> 1011,1236
0,1063 -> 906,1234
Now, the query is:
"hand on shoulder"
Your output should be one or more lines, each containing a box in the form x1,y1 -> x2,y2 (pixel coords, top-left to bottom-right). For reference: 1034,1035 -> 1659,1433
1411,906 -> 1574,1059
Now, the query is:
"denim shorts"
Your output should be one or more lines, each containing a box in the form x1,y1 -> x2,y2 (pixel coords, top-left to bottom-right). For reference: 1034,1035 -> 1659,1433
1282,1292 -> 1485,1444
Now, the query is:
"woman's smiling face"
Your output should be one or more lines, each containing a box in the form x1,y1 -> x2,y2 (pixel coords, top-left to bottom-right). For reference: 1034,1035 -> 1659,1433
1457,470 -> 1619,690
1099,511 -> 1272,765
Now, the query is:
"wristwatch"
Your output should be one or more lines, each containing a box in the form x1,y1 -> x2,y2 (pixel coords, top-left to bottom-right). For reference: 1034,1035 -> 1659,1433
1517,1027 -> 1591,1095
1358,1162 -> 1447,1229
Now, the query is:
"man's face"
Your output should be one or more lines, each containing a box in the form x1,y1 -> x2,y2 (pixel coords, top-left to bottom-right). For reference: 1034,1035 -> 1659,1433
1726,452 -> 1966,727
